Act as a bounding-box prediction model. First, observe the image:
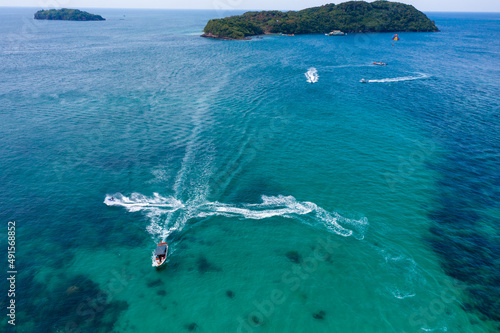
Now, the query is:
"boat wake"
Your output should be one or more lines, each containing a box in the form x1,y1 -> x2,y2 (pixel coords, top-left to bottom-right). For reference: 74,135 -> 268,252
363,73 -> 429,83
105,193 -> 183,213
305,67 -> 319,83
104,193 -> 368,240
103,64 -> 369,260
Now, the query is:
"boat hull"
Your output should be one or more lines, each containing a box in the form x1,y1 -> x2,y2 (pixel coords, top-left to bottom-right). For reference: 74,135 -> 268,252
153,242 -> 168,267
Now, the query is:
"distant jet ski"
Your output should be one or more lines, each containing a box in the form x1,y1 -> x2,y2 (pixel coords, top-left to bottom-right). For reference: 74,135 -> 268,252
154,242 -> 168,267
360,79 -> 369,83
108,196 -> 115,201
373,62 -> 387,66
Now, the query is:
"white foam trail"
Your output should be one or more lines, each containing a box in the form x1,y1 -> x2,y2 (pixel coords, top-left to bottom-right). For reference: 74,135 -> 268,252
158,69 -> 230,240
106,193 -> 368,240
364,73 -> 429,83
151,251 -> 159,267
379,249 -> 418,301
391,287 -> 416,299
104,193 -> 184,238
206,196 -> 315,219
305,67 -> 319,83
104,193 -> 183,213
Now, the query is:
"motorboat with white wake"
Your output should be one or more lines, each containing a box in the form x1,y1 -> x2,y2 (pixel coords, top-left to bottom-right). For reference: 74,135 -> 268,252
153,242 -> 168,267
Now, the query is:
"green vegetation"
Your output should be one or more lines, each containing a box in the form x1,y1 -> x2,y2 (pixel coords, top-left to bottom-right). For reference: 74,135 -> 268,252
34,8 -> 105,21
202,1 -> 438,39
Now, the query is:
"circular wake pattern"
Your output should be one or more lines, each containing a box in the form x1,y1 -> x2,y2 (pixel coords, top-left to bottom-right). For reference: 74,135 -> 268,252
305,67 -> 319,83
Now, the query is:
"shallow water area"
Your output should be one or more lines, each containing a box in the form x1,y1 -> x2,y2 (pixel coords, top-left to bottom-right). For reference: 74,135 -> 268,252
1,8 -> 499,333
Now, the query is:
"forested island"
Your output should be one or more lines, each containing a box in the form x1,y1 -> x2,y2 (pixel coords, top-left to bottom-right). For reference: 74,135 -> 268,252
34,9 -> 105,21
202,1 -> 438,40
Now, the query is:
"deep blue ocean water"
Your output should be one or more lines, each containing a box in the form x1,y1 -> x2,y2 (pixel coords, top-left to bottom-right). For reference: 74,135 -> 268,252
0,7 -> 499,333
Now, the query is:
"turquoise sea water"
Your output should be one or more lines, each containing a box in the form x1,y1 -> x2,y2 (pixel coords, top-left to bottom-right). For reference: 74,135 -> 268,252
1,7 -> 499,333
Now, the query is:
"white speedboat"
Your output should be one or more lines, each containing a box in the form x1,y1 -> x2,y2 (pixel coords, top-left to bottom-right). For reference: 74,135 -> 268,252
326,30 -> 345,36
154,242 -> 168,267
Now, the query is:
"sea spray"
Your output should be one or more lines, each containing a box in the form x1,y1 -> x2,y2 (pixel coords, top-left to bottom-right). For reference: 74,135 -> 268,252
305,68 -> 319,83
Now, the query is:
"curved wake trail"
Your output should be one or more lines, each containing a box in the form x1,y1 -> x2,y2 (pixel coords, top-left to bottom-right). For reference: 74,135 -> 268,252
105,193 -> 183,212
104,193 -> 369,240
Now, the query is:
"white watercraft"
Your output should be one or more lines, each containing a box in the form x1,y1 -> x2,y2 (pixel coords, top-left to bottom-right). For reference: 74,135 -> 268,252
154,242 -> 168,267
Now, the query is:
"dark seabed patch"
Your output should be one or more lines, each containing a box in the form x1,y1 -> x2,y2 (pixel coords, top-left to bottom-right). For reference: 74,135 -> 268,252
197,255 -> 222,274
157,290 -> 167,296
147,278 -> 163,288
286,250 -> 302,264
16,270 -> 129,332
425,94 -> 500,322
226,290 -> 235,298
312,310 -> 326,320
429,197 -> 500,322
185,322 -> 199,331
249,313 -> 265,326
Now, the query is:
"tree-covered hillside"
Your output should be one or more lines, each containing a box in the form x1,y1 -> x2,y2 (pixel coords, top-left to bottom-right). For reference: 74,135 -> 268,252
202,1 -> 438,39
34,9 -> 105,21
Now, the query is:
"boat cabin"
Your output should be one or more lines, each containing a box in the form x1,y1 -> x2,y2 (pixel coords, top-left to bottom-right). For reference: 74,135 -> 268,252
155,244 -> 167,258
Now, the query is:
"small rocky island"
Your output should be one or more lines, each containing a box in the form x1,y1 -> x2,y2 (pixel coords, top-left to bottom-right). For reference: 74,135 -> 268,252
34,9 -> 105,21
202,0 -> 438,40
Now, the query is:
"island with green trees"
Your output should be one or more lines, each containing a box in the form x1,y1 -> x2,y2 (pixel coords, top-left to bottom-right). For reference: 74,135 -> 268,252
202,1 -> 438,40
34,9 -> 105,21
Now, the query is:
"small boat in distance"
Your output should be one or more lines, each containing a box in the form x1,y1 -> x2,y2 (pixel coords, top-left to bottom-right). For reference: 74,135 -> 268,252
326,30 -> 345,36
360,79 -> 369,83
154,242 -> 168,267
373,62 -> 387,66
